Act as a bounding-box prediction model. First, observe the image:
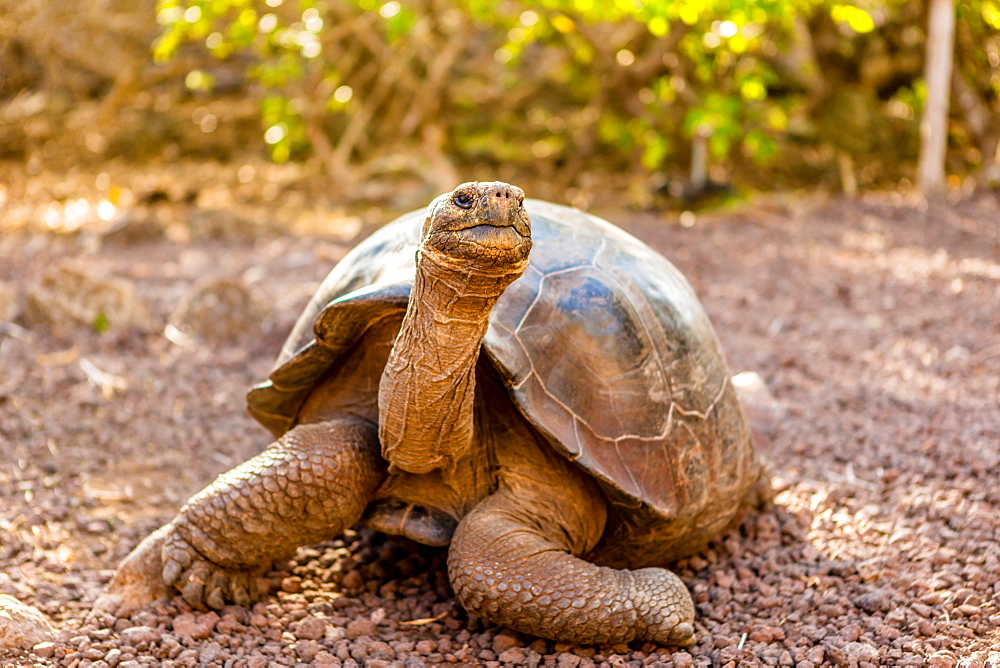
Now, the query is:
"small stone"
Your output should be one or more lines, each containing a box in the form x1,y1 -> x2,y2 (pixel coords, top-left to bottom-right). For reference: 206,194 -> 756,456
844,642 -> 878,662
281,576 -> 303,593
296,639 -> 321,662
120,625 -> 161,646
82,646 -> 105,660
104,648 -> 122,666
876,624 -> 901,640
32,641 -> 57,658
341,570 -> 364,590
672,652 -> 694,668
293,616 -> 327,640
416,640 -> 438,655
498,647 -> 527,663
312,651 -> 338,665
842,623 -> 862,642
928,653 -> 957,668
171,612 -> 214,640
0,594 -> 56,650
855,589 -> 892,613
492,630 -> 521,654
345,618 -> 377,639
558,651 -> 582,667
199,641 -> 222,664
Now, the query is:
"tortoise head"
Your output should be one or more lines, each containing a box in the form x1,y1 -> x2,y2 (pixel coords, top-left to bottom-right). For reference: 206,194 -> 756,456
420,182 -> 532,273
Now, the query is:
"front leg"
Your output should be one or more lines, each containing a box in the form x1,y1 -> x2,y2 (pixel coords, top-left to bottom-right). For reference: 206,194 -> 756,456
98,417 -> 385,614
447,486 -> 695,646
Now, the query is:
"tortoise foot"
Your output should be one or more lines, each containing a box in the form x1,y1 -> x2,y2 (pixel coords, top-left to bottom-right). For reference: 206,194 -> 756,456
630,568 -> 697,646
94,524 -> 174,618
161,528 -> 263,610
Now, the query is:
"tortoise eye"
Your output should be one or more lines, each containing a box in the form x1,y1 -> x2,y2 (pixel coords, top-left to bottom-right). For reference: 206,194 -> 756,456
454,192 -> 474,209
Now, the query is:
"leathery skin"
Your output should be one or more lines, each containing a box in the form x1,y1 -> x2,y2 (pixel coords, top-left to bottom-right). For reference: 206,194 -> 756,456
447,493 -> 696,646
160,418 -> 385,609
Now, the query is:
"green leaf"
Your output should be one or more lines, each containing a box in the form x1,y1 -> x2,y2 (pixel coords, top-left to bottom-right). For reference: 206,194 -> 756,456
93,312 -> 110,333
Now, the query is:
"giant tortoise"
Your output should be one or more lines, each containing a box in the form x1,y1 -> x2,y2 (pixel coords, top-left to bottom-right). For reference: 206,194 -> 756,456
101,181 -> 768,646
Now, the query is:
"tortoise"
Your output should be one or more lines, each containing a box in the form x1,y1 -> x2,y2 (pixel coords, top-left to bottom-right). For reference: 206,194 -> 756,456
100,181 -> 769,646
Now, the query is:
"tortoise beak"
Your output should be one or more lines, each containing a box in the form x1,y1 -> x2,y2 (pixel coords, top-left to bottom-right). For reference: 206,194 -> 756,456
478,183 -> 526,227
474,183 -> 531,242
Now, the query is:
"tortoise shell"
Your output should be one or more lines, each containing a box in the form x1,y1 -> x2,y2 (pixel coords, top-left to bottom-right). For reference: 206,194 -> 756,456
247,200 -> 756,557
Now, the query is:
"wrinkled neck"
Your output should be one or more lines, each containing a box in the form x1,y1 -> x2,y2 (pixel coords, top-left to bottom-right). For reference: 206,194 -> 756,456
377,250 -> 524,474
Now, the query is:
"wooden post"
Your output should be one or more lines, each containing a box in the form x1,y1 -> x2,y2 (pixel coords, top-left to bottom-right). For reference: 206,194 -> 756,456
690,123 -> 711,194
917,0 -> 956,194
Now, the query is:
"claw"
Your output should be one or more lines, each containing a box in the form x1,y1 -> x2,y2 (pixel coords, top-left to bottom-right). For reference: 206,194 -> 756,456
162,535 -> 193,571
231,579 -> 251,607
670,622 -> 695,647
206,587 -> 226,610
162,559 -> 182,586
206,569 -> 229,609
181,571 -> 206,608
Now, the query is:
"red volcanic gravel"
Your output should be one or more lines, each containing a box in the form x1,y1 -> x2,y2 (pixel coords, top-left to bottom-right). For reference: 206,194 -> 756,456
1,177 -> 998,666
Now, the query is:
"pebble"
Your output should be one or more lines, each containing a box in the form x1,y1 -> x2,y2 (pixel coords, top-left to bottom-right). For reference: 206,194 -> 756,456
120,625 -> 161,646
33,640 -> 57,658
557,651 -> 582,667
416,639 -> 438,655
295,638 -> 321,661
498,647 -> 527,663
0,594 -> 56,649
928,653 -> 958,668
672,652 -> 694,668
293,615 -> 327,640
281,576 -> 303,593
345,617 -> 377,639
491,630 -> 521,653
199,641 -> 223,663
172,612 -> 217,640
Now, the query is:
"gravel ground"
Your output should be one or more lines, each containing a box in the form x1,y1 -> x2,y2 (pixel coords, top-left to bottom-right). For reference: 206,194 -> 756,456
1,168 -> 999,667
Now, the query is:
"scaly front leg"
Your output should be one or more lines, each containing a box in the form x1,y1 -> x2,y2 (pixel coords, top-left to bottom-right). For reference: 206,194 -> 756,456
447,486 -> 695,646
97,417 -> 385,614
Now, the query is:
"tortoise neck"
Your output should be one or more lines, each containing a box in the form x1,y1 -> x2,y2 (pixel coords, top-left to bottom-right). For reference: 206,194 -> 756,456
377,249 -> 524,475
414,249 -> 527,305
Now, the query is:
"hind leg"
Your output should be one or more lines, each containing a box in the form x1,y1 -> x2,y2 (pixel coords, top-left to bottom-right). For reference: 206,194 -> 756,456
97,417 -> 385,614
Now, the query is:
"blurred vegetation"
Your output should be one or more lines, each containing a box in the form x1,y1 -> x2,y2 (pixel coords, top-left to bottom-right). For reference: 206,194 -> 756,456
1,0 -> 999,205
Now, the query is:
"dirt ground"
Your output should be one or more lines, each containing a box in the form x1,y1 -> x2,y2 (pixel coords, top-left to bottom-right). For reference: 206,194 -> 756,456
1,164 -> 999,667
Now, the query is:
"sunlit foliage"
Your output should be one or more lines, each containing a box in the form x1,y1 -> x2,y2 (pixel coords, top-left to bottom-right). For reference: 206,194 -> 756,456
151,0 -> 1000,191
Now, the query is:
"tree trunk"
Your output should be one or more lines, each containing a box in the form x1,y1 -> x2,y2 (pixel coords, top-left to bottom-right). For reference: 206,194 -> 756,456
917,0 -> 956,194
